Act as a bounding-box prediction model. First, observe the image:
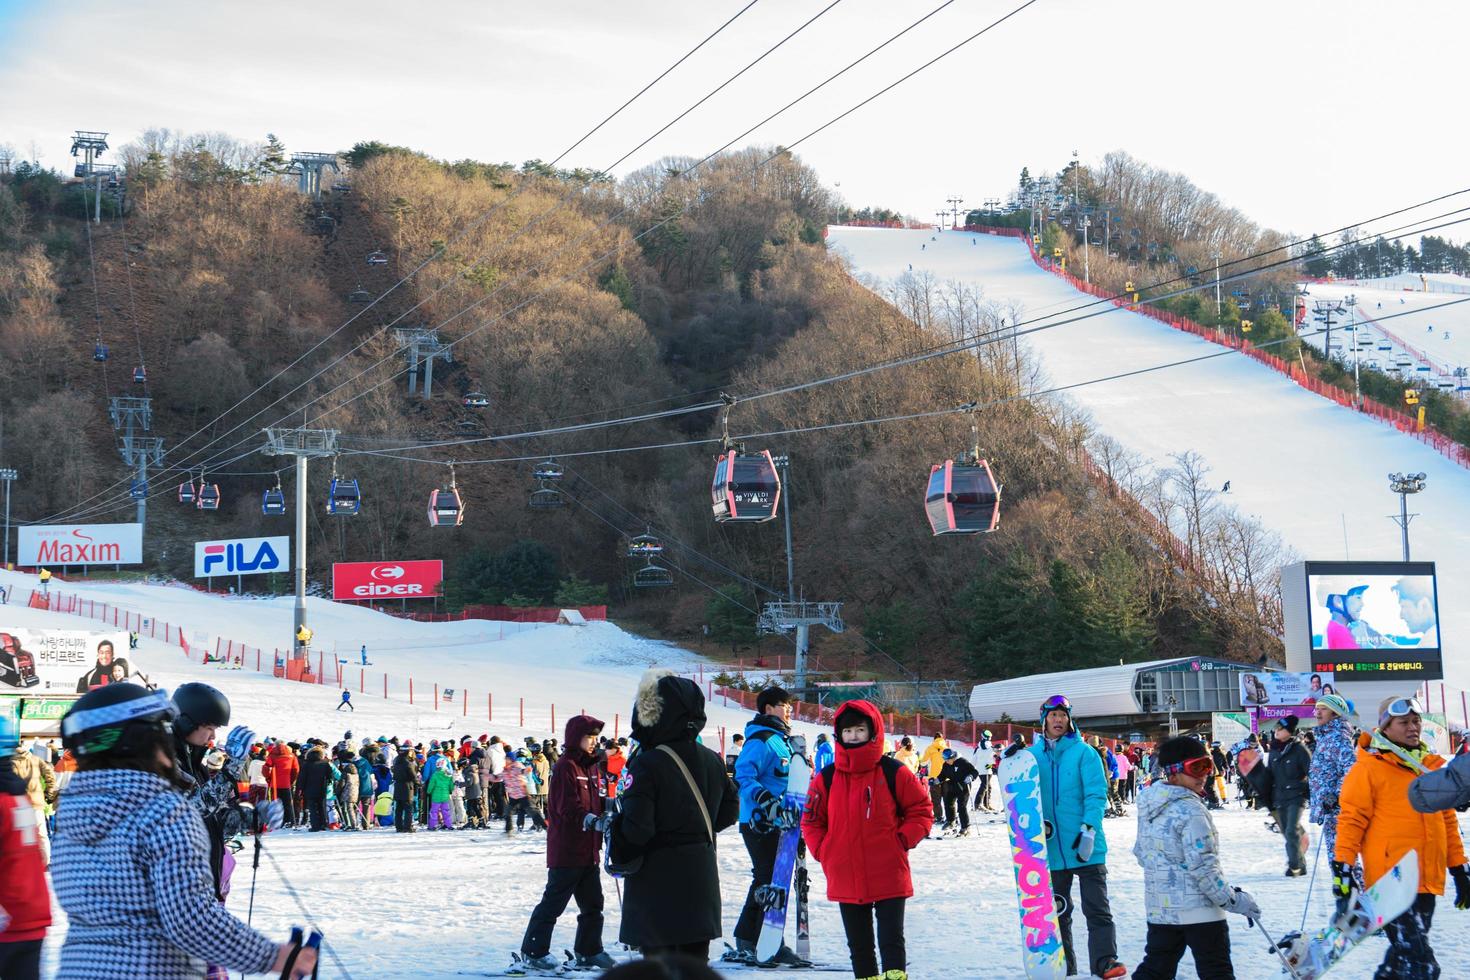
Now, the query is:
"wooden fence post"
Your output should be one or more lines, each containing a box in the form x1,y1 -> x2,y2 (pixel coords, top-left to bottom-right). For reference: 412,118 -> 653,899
409,678 -> 414,705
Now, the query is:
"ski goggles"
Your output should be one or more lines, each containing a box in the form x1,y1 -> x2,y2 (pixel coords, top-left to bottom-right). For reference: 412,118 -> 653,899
1160,756 -> 1215,780
1040,695 -> 1072,713
1379,697 -> 1424,728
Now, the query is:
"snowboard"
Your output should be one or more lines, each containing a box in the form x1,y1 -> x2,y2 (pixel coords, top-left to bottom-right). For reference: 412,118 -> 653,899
1275,849 -> 1420,980
755,749 -> 813,963
997,747 -> 1067,980
791,734 -> 812,964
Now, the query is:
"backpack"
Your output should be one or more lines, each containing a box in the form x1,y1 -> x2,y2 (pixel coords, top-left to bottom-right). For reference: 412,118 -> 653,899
819,755 -> 904,806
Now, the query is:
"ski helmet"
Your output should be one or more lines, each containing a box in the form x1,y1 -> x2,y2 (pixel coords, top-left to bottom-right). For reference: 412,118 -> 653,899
171,682 -> 230,736
62,683 -> 178,758
982,729 -> 992,740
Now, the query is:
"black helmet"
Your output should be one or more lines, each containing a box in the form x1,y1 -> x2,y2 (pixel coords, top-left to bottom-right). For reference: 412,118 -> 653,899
62,683 -> 178,757
171,682 -> 230,736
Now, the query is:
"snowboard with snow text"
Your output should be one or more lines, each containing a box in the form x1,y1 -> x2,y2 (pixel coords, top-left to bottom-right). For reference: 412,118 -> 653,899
998,747 -> 1067,980
1276,849 -> 1420,980
755,751 -> 813,963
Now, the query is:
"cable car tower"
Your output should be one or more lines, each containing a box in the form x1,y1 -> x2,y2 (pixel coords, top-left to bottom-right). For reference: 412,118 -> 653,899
262,426 -> 339,662
70,130 -> 113,223
109,396 -> 163,531
393,327 -> 453,400
286,152 -> 340,201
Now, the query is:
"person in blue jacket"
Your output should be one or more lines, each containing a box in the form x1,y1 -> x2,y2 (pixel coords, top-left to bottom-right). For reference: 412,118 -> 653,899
729,686 -> 803,967
813,733 -> 834,773
1008,694 -> 1127,979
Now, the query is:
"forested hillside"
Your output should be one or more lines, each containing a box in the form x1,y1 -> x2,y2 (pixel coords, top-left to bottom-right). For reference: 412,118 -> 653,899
0,135 -> 1282,683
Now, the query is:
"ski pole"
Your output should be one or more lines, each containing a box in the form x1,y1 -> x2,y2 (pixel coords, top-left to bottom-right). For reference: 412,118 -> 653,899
1300,830 -> 1324,933
1250,914 -> 1304,980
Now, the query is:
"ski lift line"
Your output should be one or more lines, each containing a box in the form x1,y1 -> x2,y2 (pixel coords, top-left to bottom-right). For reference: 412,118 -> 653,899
162,0 -> 1025,483
50,206 -> 1470,527
36,4 -> 771,525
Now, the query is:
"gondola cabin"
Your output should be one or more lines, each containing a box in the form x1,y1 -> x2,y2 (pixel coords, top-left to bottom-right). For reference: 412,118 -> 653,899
261,488 -> 287,516
132,366 -> 147,384
924,459 -> 1001,535
711,449 -> 780,523
129,480 -> 148,500
195,483 -> 221,511
93,344 -> 109,362
327,478 -> 361,516
428,486 -> 465,527
178,481 -> 196,504
633,563 -> 673,588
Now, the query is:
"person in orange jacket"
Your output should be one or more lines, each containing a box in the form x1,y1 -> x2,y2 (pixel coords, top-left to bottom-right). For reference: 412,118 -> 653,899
262,742 -> 300,828
1333,695 -> 1469,979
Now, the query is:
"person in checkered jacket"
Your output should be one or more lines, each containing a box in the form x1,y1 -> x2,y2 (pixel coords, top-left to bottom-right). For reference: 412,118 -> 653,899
51,684 -> 316,980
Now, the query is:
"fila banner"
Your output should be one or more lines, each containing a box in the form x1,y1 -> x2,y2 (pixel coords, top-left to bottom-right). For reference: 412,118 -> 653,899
194,536 -> 288,578
18,524 -> 143,566
333,560 -> 443,601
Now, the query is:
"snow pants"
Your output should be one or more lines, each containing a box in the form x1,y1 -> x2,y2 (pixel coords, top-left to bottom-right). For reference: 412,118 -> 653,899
521,864 -> 606,959
1376,893 -> 1439,980
394,794 -> 416,832
428,801 -> 453,829
839,897 -> 906,978
1273,800 -> 1306,873
973,773 -> 993,809
1051,864 -> 1117,977
305,794 -> 328,831
0,938 -> 43,980
941,784 -> 969,831
504,796 -> 544,832
735,824 -> 782,944
1132,920 -> 1233,980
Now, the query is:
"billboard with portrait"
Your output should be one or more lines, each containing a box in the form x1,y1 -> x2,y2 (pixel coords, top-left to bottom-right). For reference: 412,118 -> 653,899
1307,563 -> 1439,653
0,628 -> 139,695
1239,671 -> 1336,707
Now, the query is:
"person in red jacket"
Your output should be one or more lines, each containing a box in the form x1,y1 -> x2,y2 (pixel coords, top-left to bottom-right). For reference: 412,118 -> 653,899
262,742 -> 300,828
516,713 -> 615,974
802,700 -> 932,980
0,712 -> 51,980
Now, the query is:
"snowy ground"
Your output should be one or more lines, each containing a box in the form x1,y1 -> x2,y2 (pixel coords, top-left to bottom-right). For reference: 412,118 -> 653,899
1298,281 -> 1470,387
828,226 -> 1470,697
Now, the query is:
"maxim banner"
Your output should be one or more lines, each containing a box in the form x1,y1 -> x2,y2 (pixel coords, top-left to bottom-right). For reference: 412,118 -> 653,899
17,523 -> 143,566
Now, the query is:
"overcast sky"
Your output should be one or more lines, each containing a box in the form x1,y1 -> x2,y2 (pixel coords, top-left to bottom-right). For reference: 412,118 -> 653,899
3,0 -> 1467,238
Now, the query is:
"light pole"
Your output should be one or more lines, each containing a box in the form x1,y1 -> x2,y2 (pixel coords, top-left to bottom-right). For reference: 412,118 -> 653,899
1345,293 -> 1361,408
1388,472 -> 1427,560
0,468 -> 16,569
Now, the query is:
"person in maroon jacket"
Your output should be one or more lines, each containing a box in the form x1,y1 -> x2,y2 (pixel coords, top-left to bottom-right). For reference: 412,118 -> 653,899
802,700 -> 932,980
517,713 -> 616,973
0,712 -> 51,980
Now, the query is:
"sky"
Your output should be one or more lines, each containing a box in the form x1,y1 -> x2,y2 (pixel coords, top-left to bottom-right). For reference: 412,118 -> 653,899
2,0 -> 1469,239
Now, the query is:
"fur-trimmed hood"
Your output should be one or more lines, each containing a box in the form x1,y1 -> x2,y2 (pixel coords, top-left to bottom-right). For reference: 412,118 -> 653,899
630,668 -> 705,748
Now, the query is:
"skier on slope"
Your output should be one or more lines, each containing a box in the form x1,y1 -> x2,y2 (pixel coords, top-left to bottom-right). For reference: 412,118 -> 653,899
1007,695 -> 1128,979
1334,696 -> 1469,979
1130,737 -> 1260,980
50,685 -> 317,979
802,700 -> 932,980
1308,693 -> 1358,872
730,686 -> 805,967
517,713 -> 614,973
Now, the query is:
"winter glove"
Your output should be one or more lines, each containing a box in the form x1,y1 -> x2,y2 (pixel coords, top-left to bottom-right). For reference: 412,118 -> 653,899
582,812 -> 612,834
202,748 -> 228,772
1319,794 -> 1338,815
751,790 -> 797,832
224,726 -> 257,762
1003,742 -> 1025,759
1074,824 -> 1096,862
1330,861 -> 1356,917
1222,887 -> 1261,920
1452,864 -> 1470,910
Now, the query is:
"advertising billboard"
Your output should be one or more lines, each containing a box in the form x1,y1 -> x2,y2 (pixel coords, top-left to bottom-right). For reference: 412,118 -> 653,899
333,560 -> 443,601
194,536 -> 288,578
1281,561 -> 1443,681
1239,671 -> 1336,707
17,523 -> 143,566
0,628 -> 138,694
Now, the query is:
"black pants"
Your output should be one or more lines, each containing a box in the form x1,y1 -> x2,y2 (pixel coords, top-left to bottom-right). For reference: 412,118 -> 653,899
1377,893 -> 1438,980
1132,920 -> 1234,980
839,898 -> 906,978
522,865 -> 605,958
488,781 -> 507,819
643,942 -> 710,962
735,824 -> 782,943
973,773 -> 992,809
0,938 -> 42,980
941,784 -> 969,830
277,791 -> 297,828
465,795 -> 485,827
305,793 -> 328,831
394,795 -> 416,832
337,700 -> 353,711
1051,864 -> 1117,976
505,796 -> 545,831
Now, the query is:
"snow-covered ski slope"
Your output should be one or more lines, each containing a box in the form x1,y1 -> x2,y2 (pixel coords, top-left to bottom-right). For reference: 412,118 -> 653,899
1300,280 -> 1470,385
829,227 -> 1470,693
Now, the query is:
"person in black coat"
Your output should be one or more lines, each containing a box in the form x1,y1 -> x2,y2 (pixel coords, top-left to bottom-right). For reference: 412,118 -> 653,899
390,745 -> 419,833
1268,717 -> 1312,876
612,669 -> 738,962
297,746 -> 332,832
936,749 -> 979,834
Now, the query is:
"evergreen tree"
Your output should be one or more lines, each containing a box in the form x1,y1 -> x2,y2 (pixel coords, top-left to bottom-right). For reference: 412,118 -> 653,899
256,133 -> 289,180
706,585 -> 756,652
1301,234 -> 1331,278
554,574 -> 608,606
861,599 -> 924,663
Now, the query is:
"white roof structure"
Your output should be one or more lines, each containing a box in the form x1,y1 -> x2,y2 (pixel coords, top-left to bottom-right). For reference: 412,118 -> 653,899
556,609 -> 588,626
968,657 -> 1248,725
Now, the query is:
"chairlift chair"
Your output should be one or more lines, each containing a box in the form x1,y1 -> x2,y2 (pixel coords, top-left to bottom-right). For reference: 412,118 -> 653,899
632,562 -> 674,588
348,285 -> 371,303
533,460 -> 564,482
132,366 -> 147,384
196,481 -> 221,511
366,250 -> 388,266
627,532 -> 664,557
462,392 -> 490,409
528,486 -> 563,510
93,343 -> 109,362
178,479 -> 196,504
427,465 -> 465,527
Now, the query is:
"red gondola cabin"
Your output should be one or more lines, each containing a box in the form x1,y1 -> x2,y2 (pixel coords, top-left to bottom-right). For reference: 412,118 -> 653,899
711,449 -> 781,523
924,459 -> 1000,535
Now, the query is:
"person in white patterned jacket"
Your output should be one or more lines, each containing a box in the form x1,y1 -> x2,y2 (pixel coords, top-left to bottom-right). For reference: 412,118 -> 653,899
50,684 -> 316,980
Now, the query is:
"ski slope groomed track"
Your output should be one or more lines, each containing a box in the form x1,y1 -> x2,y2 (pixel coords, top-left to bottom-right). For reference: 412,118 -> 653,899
829,226 -> 1470,696
10,574 -> 1465,978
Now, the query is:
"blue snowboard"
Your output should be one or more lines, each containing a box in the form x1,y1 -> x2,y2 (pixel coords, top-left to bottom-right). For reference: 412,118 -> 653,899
756,752 -> 813,962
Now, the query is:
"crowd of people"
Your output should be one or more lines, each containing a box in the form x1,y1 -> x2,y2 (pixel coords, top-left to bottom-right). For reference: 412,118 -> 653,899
2,672 -> 1469,980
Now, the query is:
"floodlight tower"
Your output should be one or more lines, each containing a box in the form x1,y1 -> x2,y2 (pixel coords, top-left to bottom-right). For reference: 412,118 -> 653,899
1388,472 -> 1427,561
263,426 -> 340,658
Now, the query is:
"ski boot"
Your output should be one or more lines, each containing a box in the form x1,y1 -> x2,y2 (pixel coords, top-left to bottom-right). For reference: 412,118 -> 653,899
721,940 -> 758,965
566,949 -> 616,971
508,952 -> 564,975
1093,956 -> 1128,979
